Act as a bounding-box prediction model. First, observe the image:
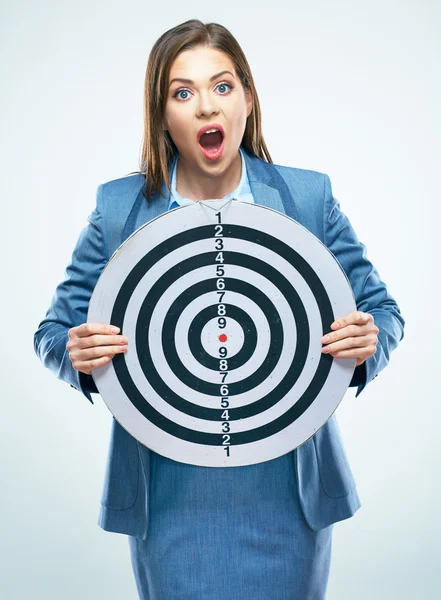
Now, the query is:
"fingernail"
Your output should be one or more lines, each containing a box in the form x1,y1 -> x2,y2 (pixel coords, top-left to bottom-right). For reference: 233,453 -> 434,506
332,322 -> 340,329
322,346 -> 330,353
120,337 -> 128,344
110,326 -> 120,334
322,335 -> 330,343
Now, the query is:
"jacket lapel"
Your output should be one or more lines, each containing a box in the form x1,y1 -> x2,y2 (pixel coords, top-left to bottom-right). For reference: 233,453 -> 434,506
122,148 -> 300,248
242,148 -> 300,222
122,179 -> 170,245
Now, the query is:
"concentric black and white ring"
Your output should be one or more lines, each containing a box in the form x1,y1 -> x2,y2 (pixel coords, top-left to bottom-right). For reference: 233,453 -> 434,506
88,200 -> 356,467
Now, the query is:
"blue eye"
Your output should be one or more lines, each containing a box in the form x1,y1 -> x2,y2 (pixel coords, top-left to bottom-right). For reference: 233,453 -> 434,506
217,82 -> 232,94
173,82 -> 233,101
175,89 -> 190,100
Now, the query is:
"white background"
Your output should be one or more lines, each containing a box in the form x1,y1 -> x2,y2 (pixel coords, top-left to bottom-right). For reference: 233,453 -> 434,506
1,1 -> 439,598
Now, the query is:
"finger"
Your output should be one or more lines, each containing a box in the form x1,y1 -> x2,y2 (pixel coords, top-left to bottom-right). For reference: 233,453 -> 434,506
330,311 -> 372,330
322,332 -> 378,354
321,336 -> 368,354
321,323 -> 371,345
326,345 -> 377,361
76,334 -> 129,350
75,323 -> 121,338
73,355 -> 115,375
75,344 -> 128,362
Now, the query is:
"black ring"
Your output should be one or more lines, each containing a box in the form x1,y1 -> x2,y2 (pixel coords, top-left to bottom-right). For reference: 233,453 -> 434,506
111,225 -> 333,446
159,276 -> 284,396
187,304 -> 257,371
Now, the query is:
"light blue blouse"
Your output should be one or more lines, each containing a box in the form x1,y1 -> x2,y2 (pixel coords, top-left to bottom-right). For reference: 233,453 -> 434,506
168,147 -> 255,210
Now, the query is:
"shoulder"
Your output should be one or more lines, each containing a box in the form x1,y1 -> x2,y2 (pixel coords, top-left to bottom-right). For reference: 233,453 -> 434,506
89,173 -> 146,258
99,172 -> 145,200
272,163 -> 329,217
245,151 -> 327,201
245,153 -> 331,237
94,172 -> 146,222
92,172 -> 145,225
260,157 -> 329,212
272,162 -> 326,193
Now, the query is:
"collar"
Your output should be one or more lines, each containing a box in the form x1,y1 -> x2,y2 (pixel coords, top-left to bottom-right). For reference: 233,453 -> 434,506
128,148 -> 300,245
168,147 -> 253,210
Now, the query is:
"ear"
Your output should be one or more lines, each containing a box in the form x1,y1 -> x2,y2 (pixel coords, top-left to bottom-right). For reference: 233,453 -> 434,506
245,88 -> 253,118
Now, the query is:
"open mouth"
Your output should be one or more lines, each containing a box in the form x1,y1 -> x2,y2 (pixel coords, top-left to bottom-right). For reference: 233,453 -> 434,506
198,126 -> 225,160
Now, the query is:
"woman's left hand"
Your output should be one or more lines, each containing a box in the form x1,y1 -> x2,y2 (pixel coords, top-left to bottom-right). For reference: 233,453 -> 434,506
321,310 -> 379,366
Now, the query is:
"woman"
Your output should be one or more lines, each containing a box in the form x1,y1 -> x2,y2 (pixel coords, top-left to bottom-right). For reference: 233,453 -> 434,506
34,19 -> 405,600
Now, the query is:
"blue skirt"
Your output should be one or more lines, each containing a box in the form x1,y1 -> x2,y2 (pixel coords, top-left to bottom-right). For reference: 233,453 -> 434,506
128,449 -> 333,599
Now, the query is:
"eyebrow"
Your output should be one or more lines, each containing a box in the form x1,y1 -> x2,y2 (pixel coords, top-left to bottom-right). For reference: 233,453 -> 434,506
168,70 -> 235,88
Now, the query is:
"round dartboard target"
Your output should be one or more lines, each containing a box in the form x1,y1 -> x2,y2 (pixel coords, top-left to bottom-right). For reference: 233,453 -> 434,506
88,199 -> 356,467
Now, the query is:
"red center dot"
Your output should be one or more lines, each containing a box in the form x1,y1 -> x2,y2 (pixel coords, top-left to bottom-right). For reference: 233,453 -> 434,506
219,334 -> 228,343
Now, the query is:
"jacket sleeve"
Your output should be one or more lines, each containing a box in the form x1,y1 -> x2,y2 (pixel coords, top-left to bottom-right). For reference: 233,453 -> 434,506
33,184 -> 109,404
323,174 -> 405,397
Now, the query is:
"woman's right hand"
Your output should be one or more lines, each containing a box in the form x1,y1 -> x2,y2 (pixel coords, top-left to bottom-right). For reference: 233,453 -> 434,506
67,323 -> 128,375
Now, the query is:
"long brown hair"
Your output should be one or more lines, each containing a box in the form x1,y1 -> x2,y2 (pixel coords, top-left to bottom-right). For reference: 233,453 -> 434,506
130,19 -> 272,200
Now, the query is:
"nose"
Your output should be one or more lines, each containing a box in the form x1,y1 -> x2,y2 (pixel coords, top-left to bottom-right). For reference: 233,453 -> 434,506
195,91 -> 220,118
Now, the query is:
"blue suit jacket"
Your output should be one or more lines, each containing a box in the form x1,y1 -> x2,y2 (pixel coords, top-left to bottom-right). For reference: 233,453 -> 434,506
34,148 -> 404,536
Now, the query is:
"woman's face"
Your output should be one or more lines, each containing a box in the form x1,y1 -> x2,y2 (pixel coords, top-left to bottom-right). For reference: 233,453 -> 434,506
163,45 -> 252,176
